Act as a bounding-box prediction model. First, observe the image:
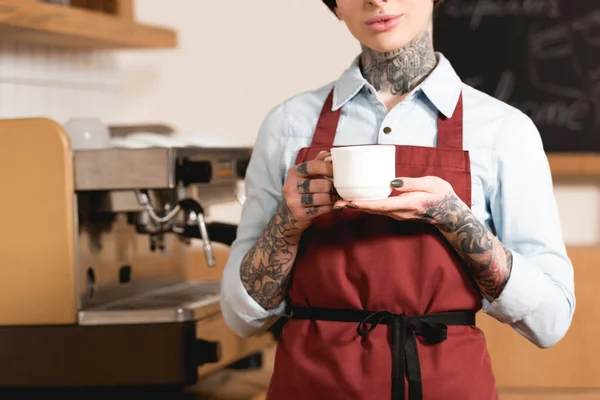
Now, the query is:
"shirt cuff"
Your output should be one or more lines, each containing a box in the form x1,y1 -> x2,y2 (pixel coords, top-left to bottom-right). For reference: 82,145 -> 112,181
220,264 -> 287,325
482,250 -> 545,323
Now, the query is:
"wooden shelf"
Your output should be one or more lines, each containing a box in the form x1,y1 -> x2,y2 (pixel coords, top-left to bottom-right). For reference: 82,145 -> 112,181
0,0 -> 176,49
547,153 -> 600,177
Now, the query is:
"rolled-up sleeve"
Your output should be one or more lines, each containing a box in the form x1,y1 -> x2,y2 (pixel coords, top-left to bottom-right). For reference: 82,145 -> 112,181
483,110 -> 576,348
220,103 -> 289,338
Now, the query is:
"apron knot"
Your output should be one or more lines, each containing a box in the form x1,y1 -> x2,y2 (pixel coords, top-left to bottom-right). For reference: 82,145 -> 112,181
407,317 -> 448,345
356,311 -> 449,345
357,311 -> 397,336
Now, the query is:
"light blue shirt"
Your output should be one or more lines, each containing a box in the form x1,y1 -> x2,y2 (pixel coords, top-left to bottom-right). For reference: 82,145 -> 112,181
220,53 -> 576,348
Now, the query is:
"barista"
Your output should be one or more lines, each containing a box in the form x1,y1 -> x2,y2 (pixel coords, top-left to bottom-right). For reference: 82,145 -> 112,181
220,1 -> 575,399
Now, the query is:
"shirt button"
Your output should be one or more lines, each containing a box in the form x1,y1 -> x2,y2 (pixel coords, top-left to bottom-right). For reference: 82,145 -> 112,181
383,127 -> 392,134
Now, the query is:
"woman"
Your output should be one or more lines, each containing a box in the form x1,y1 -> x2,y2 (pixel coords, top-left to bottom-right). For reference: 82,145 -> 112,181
220,0 -> 575,399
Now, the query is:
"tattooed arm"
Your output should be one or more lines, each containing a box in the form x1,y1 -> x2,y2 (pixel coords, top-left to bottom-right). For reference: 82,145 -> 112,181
334,176 -> 511,301
422,195 -> 513,301
220,102 -> 339,338
240,152 -> 337,309
239,203 -> 303,309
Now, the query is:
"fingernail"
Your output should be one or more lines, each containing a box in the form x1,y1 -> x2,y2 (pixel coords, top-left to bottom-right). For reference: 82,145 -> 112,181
345,204 -> 358,209
391,179 -> 403,188
332,206 -> 343,211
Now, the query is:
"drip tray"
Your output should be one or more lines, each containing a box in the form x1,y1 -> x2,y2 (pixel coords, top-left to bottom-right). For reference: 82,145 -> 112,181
78,281 -> 221,326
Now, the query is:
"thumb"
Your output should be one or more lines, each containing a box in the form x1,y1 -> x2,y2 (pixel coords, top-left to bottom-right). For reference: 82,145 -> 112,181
315,150 -> 331,161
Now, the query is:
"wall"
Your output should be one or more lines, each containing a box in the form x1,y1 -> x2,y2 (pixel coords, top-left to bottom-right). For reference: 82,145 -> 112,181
0,0 -> 596,240
0,40 -> 119,123
115,0 -> 359,144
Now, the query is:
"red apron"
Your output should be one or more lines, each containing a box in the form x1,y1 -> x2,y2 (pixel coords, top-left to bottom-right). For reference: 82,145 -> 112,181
266,89 -> 498,400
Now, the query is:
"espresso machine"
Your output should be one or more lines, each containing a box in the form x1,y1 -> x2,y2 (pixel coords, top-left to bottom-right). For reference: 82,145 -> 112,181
0,118 -> 274,389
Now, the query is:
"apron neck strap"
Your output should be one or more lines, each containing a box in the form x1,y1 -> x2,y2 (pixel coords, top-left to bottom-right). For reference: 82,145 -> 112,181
436,92 -> 464,150
309,88 -> 341,148
310,89 -> 464,151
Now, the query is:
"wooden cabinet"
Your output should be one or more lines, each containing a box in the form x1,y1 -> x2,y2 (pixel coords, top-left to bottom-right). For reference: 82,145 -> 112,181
0,0 -> 176,49
548,153 -> 600,176
479,247 -> 600,398
183,242 -> 276,378
196,311 -> 275,378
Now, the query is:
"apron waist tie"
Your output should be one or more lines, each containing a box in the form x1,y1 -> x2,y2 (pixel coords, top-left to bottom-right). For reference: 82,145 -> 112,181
286,306 -> 476,400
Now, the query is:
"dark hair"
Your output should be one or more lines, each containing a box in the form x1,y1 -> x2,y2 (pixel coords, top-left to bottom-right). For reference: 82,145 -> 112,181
322,0 -> 445,16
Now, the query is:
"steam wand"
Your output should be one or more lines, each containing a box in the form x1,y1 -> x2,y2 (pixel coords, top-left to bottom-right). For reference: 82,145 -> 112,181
134,190 -> 216,267
176,198 -> 217,268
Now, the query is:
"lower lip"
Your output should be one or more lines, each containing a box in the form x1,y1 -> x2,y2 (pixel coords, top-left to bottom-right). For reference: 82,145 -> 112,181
367,16 -> 401,32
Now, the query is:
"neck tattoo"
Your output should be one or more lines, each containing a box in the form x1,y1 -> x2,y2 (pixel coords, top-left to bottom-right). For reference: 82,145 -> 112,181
360,24 -> 437,96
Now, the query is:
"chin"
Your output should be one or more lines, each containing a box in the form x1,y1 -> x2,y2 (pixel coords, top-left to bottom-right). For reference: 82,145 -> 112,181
363,35 -> 413,53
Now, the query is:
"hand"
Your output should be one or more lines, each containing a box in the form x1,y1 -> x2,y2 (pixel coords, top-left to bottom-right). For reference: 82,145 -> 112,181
333,176 -> 468,230
282,151 -> 339,232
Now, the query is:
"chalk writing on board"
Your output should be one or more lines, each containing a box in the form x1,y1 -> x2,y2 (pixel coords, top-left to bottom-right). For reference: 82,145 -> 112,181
434,0 -> 600,151
570,9 -> 600,47
466,71 -> 591,131
526,8 -> 600,126
443,0 -> 560,30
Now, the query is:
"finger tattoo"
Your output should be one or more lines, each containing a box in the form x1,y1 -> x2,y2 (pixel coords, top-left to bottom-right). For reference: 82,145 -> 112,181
297,179 -> 310,193
306,207 -> 319,216
296,162 -> 308,175
301,194 -> 314,206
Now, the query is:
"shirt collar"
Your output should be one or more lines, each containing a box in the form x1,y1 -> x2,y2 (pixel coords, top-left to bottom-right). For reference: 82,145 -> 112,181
331,55 -> 367,111
331,52 -> 463,118
419,53 -> 463,118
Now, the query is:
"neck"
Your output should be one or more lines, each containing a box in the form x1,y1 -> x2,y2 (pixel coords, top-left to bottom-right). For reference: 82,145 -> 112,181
360,24 -> 437,97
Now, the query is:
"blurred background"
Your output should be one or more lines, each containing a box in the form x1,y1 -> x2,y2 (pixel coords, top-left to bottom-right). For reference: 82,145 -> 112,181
0,0 -> 597,399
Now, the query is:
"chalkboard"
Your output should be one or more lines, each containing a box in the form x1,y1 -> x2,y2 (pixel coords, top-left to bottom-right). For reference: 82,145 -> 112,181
433,0 -> 600,152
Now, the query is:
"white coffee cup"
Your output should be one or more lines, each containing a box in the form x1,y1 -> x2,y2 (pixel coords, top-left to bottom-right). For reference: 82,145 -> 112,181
329,145 -> 396,201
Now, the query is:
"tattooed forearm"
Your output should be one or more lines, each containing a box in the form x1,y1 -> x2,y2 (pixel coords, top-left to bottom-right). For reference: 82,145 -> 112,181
240,203 -> 303,309
360,23 -> 437,96
420,194 -> 514,301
